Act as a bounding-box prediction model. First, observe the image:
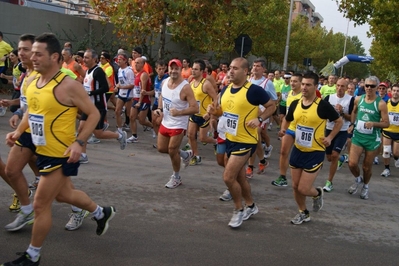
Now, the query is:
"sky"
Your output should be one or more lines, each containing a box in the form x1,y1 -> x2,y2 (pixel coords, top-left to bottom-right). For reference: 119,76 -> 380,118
311,0 -> 372,55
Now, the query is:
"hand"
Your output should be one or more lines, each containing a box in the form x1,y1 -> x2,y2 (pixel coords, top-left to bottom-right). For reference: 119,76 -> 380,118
5,131 -> 22,147
1,99 -> 11,107
321,136 -> 332,147
0,73 -> 5,78
335,104 -> 343,114
169,108 -> 180,116
246,118 -> 260,129
64,141 -> 82,163
134,102 -> 141,108
9,114 -> 20,129
203,113 -> 210,121
153,109 -> 162,117
141,90 -> 146,95
347,124 -> 354,134
278,129 -> 286,137
364,122 -> 373,129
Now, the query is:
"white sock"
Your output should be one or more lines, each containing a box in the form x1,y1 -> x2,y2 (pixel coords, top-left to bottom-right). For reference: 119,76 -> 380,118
71,205 -> 82,212
20,204 -> 33,215
26,244 -> 41,262
92,205 -> 104,220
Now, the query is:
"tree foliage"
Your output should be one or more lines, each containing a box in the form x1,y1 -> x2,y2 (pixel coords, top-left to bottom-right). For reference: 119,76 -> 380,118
336,0 -> 399,80
90,0 -> 369,78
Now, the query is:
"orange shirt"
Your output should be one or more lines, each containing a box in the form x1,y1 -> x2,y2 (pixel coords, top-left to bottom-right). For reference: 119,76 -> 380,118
62,61 -> 80,78
181,67 -> 192,80
131,61 -> 153,76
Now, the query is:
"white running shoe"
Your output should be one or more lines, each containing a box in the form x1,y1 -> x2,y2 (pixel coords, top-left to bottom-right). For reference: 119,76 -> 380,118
381,168 -> 391,177
65,210 -> 89,231
127,135 -> 138,143
165,175 -> 182,189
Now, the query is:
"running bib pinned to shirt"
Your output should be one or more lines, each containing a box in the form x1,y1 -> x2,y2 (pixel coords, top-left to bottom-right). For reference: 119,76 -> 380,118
295,125 -> 314,148
356,120 -> 373,134
388,112 -> 399,126
220,112 -> 239,136
29,114 -> 46,146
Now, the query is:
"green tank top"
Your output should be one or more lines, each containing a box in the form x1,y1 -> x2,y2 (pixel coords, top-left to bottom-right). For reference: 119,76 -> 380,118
354,95 -> 381,137
280,84 -> 291,106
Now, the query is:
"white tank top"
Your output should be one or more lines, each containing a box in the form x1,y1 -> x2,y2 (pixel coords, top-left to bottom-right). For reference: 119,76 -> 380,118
161,77 -> 190,129
326,93 -> 353,131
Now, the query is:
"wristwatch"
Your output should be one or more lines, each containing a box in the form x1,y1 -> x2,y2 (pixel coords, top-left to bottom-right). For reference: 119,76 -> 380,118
75,139 -> 85,146
258,117 -> 263,123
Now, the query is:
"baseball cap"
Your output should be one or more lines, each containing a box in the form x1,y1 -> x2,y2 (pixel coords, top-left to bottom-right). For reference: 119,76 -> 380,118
379,82 -> 388,88
168,59 -> 182,67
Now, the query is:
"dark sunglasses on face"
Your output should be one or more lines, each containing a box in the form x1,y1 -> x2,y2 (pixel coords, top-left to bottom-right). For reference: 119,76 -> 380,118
365,84 -> 377,88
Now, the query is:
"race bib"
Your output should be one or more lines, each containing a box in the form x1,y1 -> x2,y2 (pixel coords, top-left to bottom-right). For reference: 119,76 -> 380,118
221,112 -> 239,136
356,120 -> 373,134
83,84 -> 91,93
163,98 -> 172,112
133,85 -> 141,98
196,100 -> 200,114
282,92 -> 288,101
388,112 -> 399,126
29,114 -> 46,146
295,125 -> 314,148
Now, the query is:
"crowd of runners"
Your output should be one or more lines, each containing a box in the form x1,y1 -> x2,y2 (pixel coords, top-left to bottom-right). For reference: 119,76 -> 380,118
0,30 -> 397,265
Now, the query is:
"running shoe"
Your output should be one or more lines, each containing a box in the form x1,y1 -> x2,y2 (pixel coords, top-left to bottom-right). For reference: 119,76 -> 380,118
127,135 -> 138,143
267,123 -> 272,131
118,131 -> 127,150
395,159 -> 399,168
228,210 -> 244,228
337,158 -> 344,170
360,186 -> 369,200
219,189 -> 232,201
373,156 -> 379,165
323,180 -> 333,192
92,206 -> 116,236
0,106 -> 7,116
312,187 -> 324,212
102,122 -> 109,131
9,193 -> 20,212
381,168 -> 391,177
5,210 -> 34,231
65,210 -> 90,231
122,123 -> 130,131
242,204 -> 259,220
246,166 -> 253,179
348,177 -> 363,195
2,252 -> 40,266
87,134 -> 100,144
165,175 -> 182,189
189,156 -> 202,166
271,176 -> 288,187
257,161 -> 269,174
291,211 -> 310,225
28,177 -> 40,190
181,150 -> 193,168
264,145 -> 273,159
182,143 -> 191,151
79,154 -> 89,164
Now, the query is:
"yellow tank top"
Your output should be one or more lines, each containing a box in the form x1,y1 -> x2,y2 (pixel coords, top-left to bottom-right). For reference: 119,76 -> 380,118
191,78 -> 212,116
286,90 -> 302,131
292,97 -> 326,152
385,99 -> 399,133
221,82 -> 258,144
21,70 -> 40,134
26,72 -> 78,157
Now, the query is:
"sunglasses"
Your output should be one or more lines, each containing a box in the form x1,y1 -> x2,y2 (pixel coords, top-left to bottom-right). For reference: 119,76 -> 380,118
365,84 -> 377,88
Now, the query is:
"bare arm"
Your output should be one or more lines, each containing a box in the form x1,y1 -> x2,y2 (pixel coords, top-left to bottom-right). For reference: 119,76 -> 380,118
170,84 -> 198,116
375,100 -> 389,128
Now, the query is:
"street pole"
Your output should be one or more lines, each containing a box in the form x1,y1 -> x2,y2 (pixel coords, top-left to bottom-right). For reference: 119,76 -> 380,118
283,0 -> 294,71
340,19 -> 350,77
240,36 -> 245,57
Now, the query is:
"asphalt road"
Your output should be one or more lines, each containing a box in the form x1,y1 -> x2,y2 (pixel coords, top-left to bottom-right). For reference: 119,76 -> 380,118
0,107 -> 398,266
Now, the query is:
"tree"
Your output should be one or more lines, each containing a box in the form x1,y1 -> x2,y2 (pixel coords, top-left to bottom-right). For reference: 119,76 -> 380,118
336,0 -> 399,80
90,0 -> 288,61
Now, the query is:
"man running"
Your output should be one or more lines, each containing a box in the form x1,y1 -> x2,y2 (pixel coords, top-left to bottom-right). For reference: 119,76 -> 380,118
2,32 -> 115,266
153,59 -> 198,188
348,76 -> 389,199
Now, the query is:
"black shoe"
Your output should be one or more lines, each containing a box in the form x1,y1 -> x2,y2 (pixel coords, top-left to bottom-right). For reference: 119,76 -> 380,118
2,252 -> 40,266
93,206 -> 116,236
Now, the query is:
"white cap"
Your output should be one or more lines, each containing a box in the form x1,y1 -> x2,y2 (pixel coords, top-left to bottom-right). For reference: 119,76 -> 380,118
141,56 -> 147,61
